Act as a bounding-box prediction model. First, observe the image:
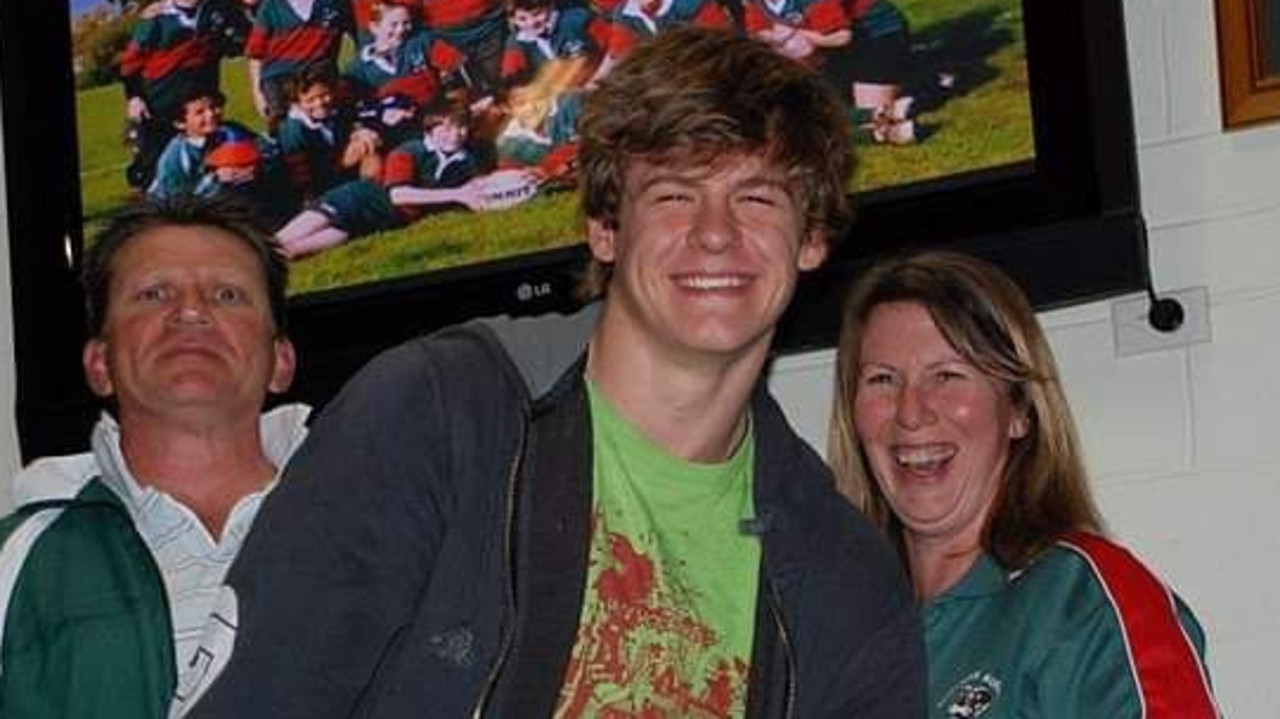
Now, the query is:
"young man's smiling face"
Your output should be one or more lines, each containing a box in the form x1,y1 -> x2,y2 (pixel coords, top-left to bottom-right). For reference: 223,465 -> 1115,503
587,152 -> 827,368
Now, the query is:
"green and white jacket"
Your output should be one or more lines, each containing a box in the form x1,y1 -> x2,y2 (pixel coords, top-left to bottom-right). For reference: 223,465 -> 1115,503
0,405 -> 308,719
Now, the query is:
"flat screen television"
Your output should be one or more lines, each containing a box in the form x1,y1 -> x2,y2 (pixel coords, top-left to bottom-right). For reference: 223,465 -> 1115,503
2,0 -> 1146,459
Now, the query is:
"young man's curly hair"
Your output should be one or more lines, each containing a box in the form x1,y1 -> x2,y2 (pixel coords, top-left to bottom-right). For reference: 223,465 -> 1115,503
575,26 -> 854,298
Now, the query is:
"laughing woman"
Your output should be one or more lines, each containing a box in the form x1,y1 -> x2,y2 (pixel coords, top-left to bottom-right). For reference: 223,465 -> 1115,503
828,250 -> 1221,718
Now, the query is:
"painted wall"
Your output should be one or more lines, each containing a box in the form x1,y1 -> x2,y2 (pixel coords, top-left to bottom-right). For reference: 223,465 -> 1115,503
0,0 -> 1274,713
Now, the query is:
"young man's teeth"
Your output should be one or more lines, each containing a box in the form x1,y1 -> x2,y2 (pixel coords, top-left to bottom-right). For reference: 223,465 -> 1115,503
682,275 -> 745,289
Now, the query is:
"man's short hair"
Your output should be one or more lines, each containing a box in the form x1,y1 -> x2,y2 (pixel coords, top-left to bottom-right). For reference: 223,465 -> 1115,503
82,195 -> 289,338
576,26 -> 854,296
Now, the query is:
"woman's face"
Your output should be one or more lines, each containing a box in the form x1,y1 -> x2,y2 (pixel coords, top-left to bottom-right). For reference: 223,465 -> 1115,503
852,301 -> 1027,551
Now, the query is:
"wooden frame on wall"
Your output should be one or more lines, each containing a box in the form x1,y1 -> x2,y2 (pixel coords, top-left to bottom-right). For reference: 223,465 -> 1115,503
1216,0 -> 1280,128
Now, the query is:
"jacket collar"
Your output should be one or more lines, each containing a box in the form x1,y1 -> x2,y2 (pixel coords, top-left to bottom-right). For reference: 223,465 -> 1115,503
9,404 -> 310,509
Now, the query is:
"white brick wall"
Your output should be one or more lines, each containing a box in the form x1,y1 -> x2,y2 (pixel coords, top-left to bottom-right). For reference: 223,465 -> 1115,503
0,0 -> 1274,712
770,1 -> 1280,714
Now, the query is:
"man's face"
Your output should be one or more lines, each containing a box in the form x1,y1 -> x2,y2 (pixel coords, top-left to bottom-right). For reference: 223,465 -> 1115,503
587,153 -> 827,367
83,226 -> 295,427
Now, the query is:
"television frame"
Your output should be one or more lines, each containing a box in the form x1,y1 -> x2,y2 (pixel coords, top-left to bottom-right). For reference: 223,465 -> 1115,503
2,0 -> 1147,460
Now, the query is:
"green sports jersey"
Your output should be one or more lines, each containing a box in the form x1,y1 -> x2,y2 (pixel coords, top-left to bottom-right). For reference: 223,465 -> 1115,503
925,533 -> 1219,718
555,382 -> 760,718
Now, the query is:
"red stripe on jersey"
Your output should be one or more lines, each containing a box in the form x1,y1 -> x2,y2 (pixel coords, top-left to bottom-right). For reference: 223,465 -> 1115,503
263,26 -> 339,63
606,24 -> 643,58
692,2 -> 733,28
807,0 -> 851,34
1058,532 -> 1220,719
501,47 -> 529,80
121,38 -> 218,81
245,26 -> 271,59
588,17 -> 612,49
743,5 -> 772,34
380,73 -> 441,106
419,0 -> 501,30
742,1 -> 845,34
844,0 -> 877,20
383,147 -> 418,187
120,40 -> 147,77
429,39 -> 465,73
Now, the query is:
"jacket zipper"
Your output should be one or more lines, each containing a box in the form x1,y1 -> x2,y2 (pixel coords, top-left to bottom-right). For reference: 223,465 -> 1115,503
766,579 -> 796,719
469,420 -> 527,719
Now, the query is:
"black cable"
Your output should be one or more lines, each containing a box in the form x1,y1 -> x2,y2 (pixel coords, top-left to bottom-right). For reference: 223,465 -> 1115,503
1136,218 -> 1184,333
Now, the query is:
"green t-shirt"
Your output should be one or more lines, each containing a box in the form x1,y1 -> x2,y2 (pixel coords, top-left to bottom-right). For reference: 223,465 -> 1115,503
554,382 -> 761,718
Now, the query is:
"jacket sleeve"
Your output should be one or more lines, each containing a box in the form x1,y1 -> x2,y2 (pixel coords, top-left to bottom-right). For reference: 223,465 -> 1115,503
1035,533 -> 1220,718
811,580 -> 927,718
1032,596 -> 1217,717
182,341 -> 461,718
1037,597 -> 1218,716
785,478 -> 927,718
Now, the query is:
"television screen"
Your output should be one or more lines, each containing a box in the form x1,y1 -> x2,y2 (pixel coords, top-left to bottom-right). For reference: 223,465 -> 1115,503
66,0 -> 1034,300
3,0 -> 1145,459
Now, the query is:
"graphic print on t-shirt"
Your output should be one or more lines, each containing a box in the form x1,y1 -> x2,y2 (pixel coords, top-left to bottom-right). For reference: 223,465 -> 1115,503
555,513 -> 750,718
554,382 -> 760,718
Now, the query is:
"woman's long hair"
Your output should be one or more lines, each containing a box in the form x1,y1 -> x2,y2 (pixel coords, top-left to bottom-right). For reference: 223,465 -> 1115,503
828,250 -> 1104,569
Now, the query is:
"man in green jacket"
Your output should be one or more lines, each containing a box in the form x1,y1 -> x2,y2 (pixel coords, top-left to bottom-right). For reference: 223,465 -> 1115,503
0,195 -> 307,718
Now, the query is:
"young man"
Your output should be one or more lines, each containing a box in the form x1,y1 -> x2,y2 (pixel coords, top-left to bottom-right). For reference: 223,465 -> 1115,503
184,27 -> 924,718
0,196 -> 308,718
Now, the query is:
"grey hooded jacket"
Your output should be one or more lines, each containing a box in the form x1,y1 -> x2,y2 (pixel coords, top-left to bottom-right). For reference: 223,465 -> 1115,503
184,305 -> 925,718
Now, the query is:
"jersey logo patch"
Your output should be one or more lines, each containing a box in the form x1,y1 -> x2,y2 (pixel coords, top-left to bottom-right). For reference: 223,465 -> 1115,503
940,670 -> 1001,718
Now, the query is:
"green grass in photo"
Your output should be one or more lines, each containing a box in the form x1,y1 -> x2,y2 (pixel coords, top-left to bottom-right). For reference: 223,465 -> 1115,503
72,0 -> 1031,298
